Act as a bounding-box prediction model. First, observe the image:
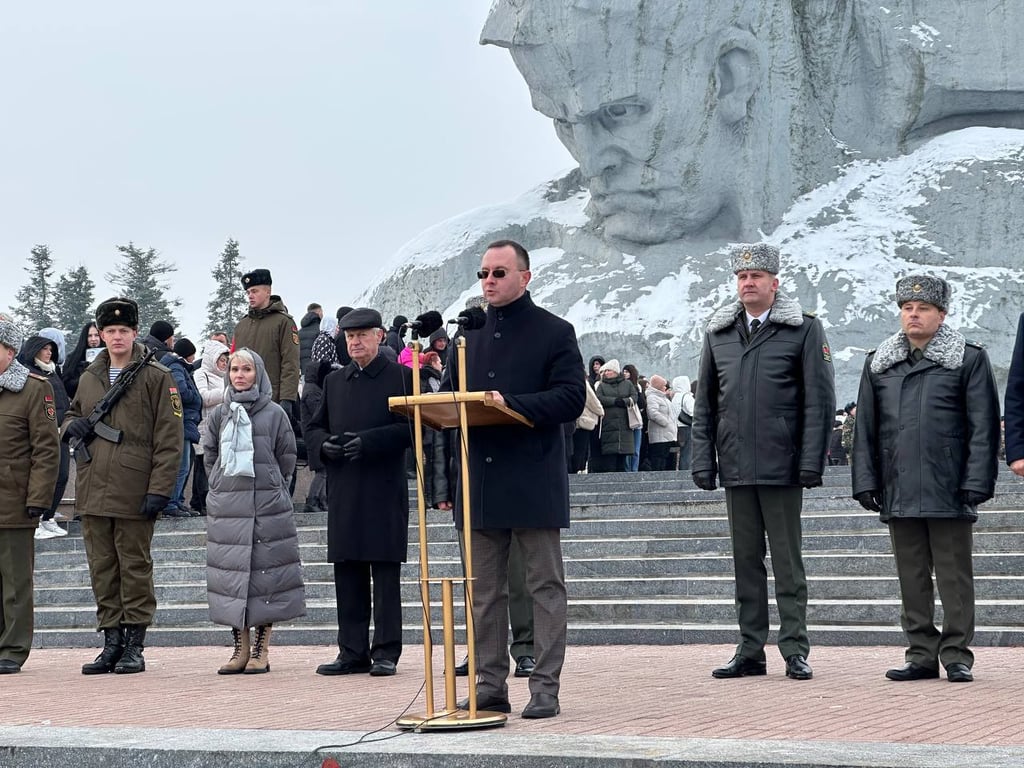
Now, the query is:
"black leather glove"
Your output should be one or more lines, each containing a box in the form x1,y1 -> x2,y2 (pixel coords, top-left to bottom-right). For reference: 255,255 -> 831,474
613,398 -> 625,407
959,489 -> 990,507
854,490 -> 882,512
141,494 -> 170,520
62,417 -> 92,442
320,435 -> 345,462
799,470 -> 823,488
27,507 -> 47,519
692,471 -> 717,491
342,432 -> 363,461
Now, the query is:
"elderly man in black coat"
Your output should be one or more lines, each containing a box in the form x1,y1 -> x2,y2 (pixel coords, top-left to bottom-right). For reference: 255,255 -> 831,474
305,308 -> 413,678
449,239 -> 585,720
852,275 -> 1000,684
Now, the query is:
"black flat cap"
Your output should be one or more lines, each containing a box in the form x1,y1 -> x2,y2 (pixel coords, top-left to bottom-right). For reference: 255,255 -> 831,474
338,307 -> 383,330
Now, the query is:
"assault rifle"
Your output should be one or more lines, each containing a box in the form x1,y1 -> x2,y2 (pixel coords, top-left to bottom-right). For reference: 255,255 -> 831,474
69,348 -> 159,465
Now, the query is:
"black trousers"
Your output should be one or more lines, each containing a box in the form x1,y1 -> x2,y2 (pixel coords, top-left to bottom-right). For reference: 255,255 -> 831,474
570,428 -> 592,472
333,561 -> 402,665
189,451 -> 208,511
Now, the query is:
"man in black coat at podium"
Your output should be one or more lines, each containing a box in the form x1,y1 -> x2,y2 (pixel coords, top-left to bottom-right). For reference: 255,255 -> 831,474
449,239 -> 585,719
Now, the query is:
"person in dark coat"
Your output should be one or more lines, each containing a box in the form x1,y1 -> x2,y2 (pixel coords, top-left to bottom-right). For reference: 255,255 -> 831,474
160,339 -> 203,518
1006,313 -> 1024,480
299,359 -> 333,512
852,275 -> 999,684
18,333 -> 71,539
139,320 -> 174,356
384,315 -> 408,356
333,306 -> 354,366
592,359 -> 637,472
305,308 -> 413,677
61,321 -> 104,400
692,243 -> 835,682
448,239 -> 585,719
297,303 -> 323,377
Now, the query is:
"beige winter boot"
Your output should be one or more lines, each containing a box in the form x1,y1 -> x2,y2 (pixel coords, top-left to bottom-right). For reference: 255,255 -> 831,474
244,624 -> 272,674
218,627 -> 250,675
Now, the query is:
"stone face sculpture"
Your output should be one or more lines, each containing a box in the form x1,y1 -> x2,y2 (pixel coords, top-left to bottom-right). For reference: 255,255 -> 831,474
480,0 -> 842,245
359,0 -> 1024,400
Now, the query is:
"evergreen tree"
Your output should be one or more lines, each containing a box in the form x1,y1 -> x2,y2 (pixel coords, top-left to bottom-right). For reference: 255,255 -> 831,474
203,238 -> 248,337
105,242 -> 181,332
10,244 -> 56,331
53,264 -> 97,333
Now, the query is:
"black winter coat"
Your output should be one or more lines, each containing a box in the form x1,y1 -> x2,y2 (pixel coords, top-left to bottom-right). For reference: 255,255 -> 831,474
852,324 -> 1000,522
1004,313 -> 1024,465
305,355 -> 413,562
691,293 -> 836,486
448,292 -> 585,530
298,311 -> 321,375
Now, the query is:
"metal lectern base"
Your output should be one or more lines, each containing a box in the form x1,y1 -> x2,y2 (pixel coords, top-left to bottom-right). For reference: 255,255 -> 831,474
396,709 -> 508,731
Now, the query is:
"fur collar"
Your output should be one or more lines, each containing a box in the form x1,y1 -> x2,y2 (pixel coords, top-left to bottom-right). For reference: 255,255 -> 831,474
870,323 -> 966,373
0,359 -> 30,393
706,290 -> 805,333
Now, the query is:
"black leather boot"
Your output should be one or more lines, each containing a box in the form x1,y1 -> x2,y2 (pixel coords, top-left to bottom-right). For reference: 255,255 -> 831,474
82,627 -> 125,675
114,625 -> 147,674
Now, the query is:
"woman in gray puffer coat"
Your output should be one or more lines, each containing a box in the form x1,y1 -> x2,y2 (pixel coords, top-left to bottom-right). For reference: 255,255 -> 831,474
203,348 -> 305,675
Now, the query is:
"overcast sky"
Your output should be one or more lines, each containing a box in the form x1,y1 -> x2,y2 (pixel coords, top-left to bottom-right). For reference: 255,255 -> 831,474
0,1 -> 574,338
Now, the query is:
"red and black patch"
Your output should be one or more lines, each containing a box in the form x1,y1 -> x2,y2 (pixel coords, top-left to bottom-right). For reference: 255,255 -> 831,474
168,386 -> 183,418
822,344 -> 832,363
291,330 -> 299,345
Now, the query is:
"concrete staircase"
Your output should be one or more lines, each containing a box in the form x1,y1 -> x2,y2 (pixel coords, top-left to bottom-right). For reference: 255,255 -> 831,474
33,466 -> 1024,648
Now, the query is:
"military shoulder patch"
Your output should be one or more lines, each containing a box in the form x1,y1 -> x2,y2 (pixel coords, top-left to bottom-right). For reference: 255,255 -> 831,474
292,330 -> 299,345
169,386 -> 183,418
803,311 -> 817,318
43,396 -> 56,421
965,339 -> 985,349
822,343 -> 832,363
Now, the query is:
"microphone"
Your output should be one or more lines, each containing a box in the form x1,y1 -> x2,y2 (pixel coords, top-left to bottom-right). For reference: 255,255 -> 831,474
447,306 -> 487,331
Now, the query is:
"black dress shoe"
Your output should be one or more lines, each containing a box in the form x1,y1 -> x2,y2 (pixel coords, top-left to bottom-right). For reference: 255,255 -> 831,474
457,694 -> 511,713
521,692 -> 560,719
885,661 -> 939,681
369,659 -> 397,676
0,659 -> 21,674
946,663 -> 974,683
785,654 -> 813,680
316,656 -> 371,676
453,656 -> 469,677
514,655 -> 536,678
712,654 -> 767,679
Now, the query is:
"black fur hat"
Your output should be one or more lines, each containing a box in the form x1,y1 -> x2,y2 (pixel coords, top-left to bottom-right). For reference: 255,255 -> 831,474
95,297 -> 139,329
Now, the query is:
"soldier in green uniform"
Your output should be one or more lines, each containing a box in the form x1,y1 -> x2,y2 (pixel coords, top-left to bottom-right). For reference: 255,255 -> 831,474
232,269 -> 300,417
0,315 -> 60,673
62,297 -> 184,675
692,244 -> 836,681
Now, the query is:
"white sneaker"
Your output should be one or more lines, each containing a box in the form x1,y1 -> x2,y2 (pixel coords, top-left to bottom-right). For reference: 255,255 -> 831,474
38,520 -> 67,538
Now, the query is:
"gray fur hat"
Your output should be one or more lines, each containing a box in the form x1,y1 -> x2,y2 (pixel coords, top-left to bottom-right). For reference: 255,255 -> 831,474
895,275 -> 950,311
0,313 -> 23,351
730,243 -> 780,274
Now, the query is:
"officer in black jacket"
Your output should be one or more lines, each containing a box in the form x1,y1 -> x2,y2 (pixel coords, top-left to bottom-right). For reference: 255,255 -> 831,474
692,243 -> 835,681
852,275 -> 999,683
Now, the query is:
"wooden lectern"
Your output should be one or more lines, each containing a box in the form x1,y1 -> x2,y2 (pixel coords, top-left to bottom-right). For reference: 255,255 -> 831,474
388,337 -> 532,730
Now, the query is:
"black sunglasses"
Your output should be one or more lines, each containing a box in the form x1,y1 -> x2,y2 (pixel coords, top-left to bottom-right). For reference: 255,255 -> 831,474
477,268 -> 514,279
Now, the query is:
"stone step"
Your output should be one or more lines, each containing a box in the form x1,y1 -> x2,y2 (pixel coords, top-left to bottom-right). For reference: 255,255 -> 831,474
34,572 -> 1024,607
